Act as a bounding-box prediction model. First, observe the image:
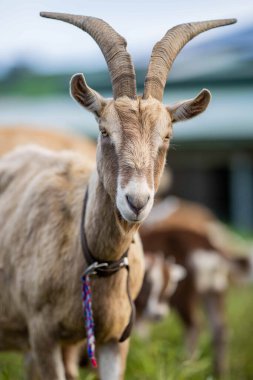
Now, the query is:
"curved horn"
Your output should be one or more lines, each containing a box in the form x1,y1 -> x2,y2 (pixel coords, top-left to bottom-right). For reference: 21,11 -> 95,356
40,12 -> 137,99
143,18 -> 237,101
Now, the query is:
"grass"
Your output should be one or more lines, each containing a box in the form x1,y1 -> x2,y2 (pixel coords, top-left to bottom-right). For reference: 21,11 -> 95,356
1,285 -> 253,380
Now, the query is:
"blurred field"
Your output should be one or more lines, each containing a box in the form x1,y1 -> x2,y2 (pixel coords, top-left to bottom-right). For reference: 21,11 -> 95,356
1,284 -> 253,380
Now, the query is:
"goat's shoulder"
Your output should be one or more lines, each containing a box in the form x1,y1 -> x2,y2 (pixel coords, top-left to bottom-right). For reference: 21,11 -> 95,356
0,145 -> 93,236
0,145 -> 91,282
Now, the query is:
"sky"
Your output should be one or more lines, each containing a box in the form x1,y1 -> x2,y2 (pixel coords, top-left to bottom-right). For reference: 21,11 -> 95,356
0,0 -> 253,74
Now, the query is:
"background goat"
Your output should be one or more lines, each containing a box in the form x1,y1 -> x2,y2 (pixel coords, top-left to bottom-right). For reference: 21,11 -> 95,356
140,197 -> 251,376
136,253 -> 185,321
0,126 -> 96,160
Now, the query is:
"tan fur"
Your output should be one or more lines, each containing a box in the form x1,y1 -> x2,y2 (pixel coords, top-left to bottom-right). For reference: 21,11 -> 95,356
98,97 -> 171,192
0,95 -> 174,379
0,9 -> 230,377
0,126 -> 96,161
0,59 -> 211,380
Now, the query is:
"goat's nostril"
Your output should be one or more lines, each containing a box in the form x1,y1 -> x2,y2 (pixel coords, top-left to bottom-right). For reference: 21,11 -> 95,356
126,195 -> 137,214
126,194 -> 150,215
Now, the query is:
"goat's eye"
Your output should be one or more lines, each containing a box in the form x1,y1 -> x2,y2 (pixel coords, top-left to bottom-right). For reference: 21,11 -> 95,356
101,129 -> 109,138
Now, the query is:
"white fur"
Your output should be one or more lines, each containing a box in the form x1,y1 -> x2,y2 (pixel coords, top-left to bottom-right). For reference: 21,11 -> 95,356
190,250 -> 229,293
116,176 -> 154,223
98,342 -> 121,380
146,260 -> 169,319
168,264 -> 186,295
140,259 -> 185,322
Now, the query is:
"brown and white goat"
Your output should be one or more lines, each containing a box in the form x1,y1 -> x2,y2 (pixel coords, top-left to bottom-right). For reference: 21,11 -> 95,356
0,12 -> 236,380
140,197 -> 250,377
136,253 -> 186,321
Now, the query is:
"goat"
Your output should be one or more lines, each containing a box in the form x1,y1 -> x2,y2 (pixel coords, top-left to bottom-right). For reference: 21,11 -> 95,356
140,197 -> 250,377
136,252 -> 185,321
135,252 -> 186,337
145,195 -> 251,255
0,126 -> 96,160
0,11 -> 236,380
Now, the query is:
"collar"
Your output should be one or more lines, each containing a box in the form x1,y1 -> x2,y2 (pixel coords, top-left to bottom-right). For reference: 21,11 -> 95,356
80,188 -> 135,342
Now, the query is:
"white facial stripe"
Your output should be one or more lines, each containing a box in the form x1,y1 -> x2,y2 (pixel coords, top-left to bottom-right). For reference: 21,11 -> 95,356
146,260 -> 169,319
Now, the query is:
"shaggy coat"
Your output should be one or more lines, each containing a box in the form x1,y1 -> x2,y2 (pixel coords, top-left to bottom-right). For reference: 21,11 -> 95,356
0,11 -> 236,380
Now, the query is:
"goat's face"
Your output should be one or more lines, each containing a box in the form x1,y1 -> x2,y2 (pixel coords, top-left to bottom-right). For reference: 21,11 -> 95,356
71,75 -> 210,223
97,97 -> 171,223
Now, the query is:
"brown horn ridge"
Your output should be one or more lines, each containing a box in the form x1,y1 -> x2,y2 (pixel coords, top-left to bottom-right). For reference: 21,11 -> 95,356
40,12 -> 137,99
143,18 -> 237,101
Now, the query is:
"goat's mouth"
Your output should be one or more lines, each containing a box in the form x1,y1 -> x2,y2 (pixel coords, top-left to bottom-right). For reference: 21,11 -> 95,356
117,208 -> 146,224
116,197 -> 154,224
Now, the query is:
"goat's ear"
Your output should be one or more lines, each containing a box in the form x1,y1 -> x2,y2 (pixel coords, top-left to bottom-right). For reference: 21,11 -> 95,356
70,73 -> 106,117
167,89 -> 211,123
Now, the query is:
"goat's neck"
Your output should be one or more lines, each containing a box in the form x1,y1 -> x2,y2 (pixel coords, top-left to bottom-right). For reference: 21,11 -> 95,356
84,172 -> 139,262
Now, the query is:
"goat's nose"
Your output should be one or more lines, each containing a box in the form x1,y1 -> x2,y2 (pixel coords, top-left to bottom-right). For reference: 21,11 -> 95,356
126,194 -> 150,215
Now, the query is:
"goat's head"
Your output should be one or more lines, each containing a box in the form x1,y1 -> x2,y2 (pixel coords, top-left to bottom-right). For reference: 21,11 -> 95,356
40,13 -> 236,223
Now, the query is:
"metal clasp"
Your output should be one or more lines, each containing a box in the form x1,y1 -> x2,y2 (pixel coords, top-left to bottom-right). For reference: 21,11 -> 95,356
120,257 -> 129,268
83,262 -> 109,277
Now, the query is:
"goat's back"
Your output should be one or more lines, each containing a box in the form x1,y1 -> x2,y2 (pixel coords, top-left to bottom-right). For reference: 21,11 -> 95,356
0,126 -> 96,160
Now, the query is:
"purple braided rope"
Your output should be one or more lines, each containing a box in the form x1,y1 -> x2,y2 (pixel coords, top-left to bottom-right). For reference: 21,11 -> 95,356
81,274 -> 98,368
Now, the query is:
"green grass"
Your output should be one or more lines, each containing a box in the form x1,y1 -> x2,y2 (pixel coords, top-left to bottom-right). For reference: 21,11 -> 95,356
1,285 -> 253,380
0,353 -> 24,380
